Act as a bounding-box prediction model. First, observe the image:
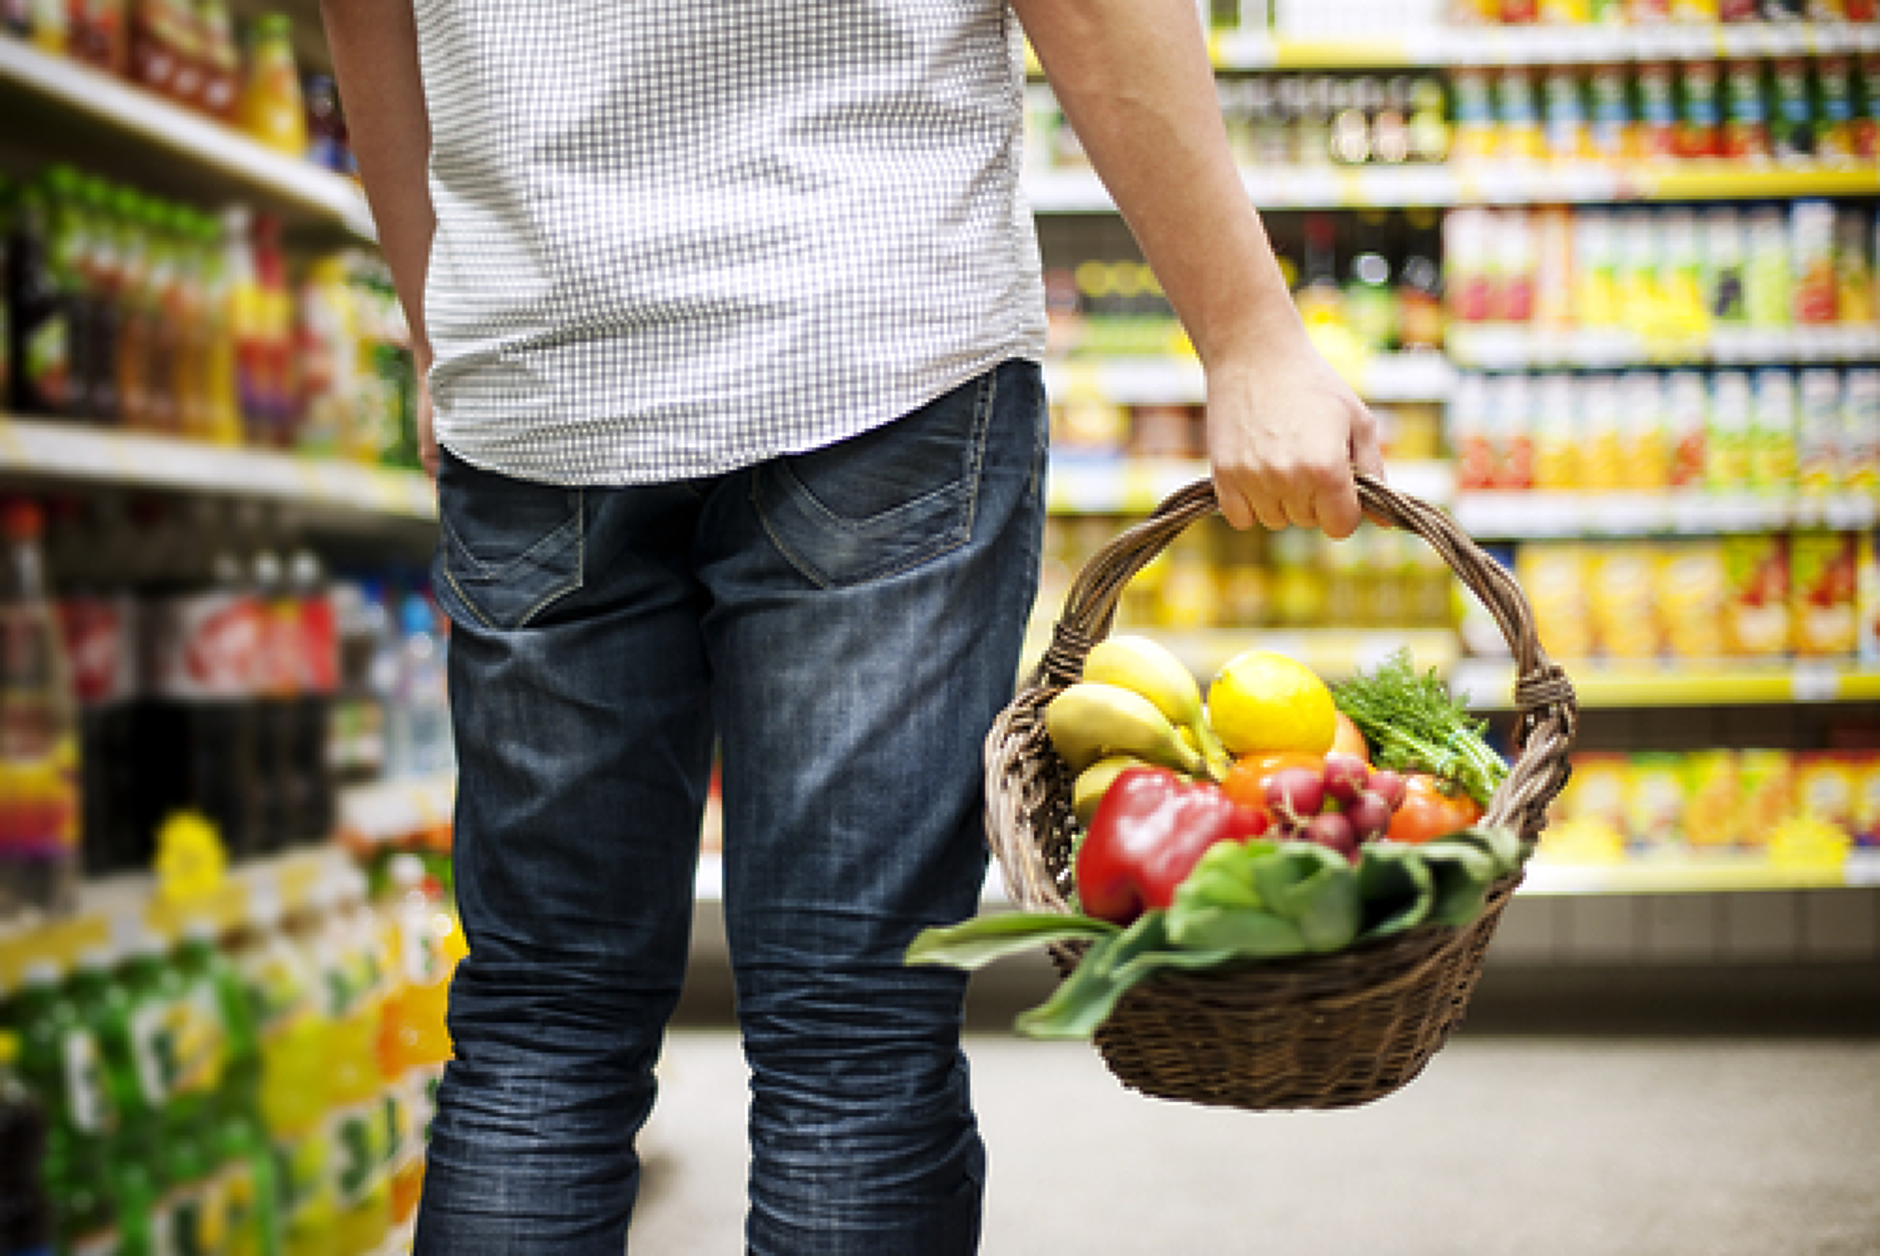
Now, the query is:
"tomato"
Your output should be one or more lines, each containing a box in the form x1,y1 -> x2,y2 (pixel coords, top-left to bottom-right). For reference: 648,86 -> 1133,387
1385,774 -> 1486,845
1222,752 -> 1325,811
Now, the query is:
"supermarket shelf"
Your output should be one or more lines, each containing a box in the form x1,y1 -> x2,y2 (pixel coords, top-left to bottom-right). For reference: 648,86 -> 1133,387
1524,848 -> 1880,895
1454,490 -> 1879,540
1209,22 -> 1880,70
0,38 -> 375,241
1025,162 -> 1880,213
1453,658 -> 1880,709
1045,352 -> 1456,406
1048,454 -> 1454,515
0,416 -> 436,522
1450,324 -> 1880,372
0,845 -> 350,987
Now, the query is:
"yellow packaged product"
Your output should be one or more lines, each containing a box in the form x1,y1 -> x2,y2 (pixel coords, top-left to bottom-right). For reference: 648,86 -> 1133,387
1619,372 -> 1672,492
1555,752 -> 1632,840
1789,531 -> 1859,658
1748,369 -> 1799,496
1655,540 -> 1729,660
1517,542 -> 1594,659
1842,370 -> 1880,496
1861,532 -> 1880,666
1682,749 -> 1741,849
1578,374 -> 1626,493
1721,534 -> 1791,658
1589,546 -> 1661,660
1627,753 -> 1689,853
1851,753 -> 1880,848
1530,373 -> 1579,492
1794,369 -> 1843,496
1794,751 -> 1861,840
1736,750 -> 1795,853
1704,370 -> 1754,495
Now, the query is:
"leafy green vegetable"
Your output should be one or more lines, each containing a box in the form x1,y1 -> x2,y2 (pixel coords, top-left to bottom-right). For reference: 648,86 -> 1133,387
905,827 -> 1528,1041
1332,648 -> 1508,807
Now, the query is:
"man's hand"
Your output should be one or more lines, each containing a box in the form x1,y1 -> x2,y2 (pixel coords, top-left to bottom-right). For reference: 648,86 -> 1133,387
414,345 -> 439,480
1204,337 -> 1386,539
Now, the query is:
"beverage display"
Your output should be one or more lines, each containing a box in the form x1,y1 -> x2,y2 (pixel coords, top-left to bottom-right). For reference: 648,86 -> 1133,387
0,1028 -> 53,1256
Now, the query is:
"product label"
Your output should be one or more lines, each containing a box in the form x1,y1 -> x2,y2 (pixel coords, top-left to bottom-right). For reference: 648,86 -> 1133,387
272,1134 -> 328,1229
148,591 -> 262,700
328,1098 -> 388,1209
61,1027 -> 116,1135
24,311 -> 72,408
57,596 -> 137,705
70,1227 -> 123,1256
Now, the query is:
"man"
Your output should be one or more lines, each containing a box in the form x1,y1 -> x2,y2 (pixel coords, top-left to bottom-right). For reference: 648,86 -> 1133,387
319,0 -> 1386,1251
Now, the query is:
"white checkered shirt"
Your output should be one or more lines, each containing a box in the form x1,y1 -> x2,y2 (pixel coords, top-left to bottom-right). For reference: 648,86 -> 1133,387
415,0 -> 1049,486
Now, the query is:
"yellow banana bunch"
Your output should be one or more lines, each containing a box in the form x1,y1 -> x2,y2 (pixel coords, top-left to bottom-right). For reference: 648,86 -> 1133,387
1045,681 -> 1205,778
1072,755 -> 1151,827
1083,635 -> 1230,782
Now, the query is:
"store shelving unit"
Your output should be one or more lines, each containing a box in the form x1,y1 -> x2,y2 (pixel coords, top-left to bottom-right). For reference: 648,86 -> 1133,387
1454,658 -> 1880,709
1453,490 -> 1880,538
0,38 -> 373,242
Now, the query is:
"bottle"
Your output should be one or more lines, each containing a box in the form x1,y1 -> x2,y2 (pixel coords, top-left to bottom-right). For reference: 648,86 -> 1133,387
143,498 -> 263,861
287,544 -> 339,845
319,869 -> 391,1255
197,211 -> 243,446
5,180 -> 77,420
110,188 -> 156,433
0,1029 -> 53,1256
0,499 -> 81,921
245,891 -> 333,1256
1293,214 -> 1346,331
214,1105 -> 280,1256
249,512 -> 295,855
73,176 -> 123,426
136,205 -> 184,435
195,0 -> 240,123
1396,209 -> 1446,352
7,959 -> 118,1182
71,0 -> 129,74
175,918 -> 260,1124
130,0 -> 191,101
379,853 -> 462,1228
305,75 -> 348,174
223,205 -> 266,442
253,213 -> 299,445
237,16 -> 309,156
1343,210 -> 1398,353
387,594 -> 452,780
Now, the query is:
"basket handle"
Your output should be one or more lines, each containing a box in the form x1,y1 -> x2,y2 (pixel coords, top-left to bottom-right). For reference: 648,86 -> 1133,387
1033,472 -> 1577,839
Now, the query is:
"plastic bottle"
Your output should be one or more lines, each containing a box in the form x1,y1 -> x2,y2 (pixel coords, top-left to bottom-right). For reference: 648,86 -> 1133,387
223,205 -> 266,443
175,918 -> 260,1124
387,594 -> 453,782
5,179 -> 78,420
195,0 -> 240,123
253,214 -> 299,446
0,1028 -> 53,1256
322,868 -> 391,1254
7,959 -> 117,1181
110,188 -> 155,433
379,855 -> 462,1227
287,544 -> 339,846
130,0 -> 191,104
249,512 -> 295,856
237,16 -> 308,156
0,498 -> 82,921
197,212 -> 244,447
43,946 -> 134,1253
214,1104 -> 280,1256
267,889 -> 336,1256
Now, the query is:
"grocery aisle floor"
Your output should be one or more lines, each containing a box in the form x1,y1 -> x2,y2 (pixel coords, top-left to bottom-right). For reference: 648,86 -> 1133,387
632,1030 -> 1880,1255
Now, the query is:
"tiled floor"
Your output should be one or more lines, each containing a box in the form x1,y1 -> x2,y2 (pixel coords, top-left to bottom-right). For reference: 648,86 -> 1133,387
632,1029 -> 1880,1255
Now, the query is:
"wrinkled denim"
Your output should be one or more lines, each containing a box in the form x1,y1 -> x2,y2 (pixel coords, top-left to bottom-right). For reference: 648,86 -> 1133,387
414,360 -> 1048,1255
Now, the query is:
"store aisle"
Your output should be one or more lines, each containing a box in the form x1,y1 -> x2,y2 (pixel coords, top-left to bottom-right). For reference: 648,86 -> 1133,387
632,1029 -> 1880,1256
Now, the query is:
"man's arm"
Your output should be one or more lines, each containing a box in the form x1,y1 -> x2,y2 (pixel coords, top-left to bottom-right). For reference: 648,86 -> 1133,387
318,0 -> 439,474
1009,0 -> 1385,537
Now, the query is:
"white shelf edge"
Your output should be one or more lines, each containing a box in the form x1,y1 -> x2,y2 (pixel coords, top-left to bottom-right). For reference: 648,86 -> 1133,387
0,416 -> 436,521
1453,491 -> 1878,540
1211,22 -> 1880,70
0,38 -> 376,241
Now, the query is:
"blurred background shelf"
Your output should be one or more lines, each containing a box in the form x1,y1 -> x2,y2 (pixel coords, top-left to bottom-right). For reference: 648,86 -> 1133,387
1047,453 -> 1454,515
1524,848 -> 1880,895
1045,351 -> 1457,406
0,415 -> 435,522
1449,323 -> 1880,371
1454,659 -> 1880,709
1453,490 -> 1880,539
0,37 -> 373,243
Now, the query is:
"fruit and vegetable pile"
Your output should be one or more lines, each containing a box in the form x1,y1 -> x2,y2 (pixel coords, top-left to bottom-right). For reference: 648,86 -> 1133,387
910,638 -> 1529,1039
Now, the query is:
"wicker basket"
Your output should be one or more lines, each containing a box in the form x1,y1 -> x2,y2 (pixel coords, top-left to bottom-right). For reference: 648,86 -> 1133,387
983,472 -> 1579,1112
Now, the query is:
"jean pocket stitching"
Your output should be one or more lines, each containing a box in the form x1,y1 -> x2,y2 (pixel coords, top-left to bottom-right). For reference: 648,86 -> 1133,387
440,490 -> 586,629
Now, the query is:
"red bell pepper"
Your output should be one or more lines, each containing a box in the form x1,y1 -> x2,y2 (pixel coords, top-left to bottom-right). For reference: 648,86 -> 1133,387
1074,767 -> 1272,925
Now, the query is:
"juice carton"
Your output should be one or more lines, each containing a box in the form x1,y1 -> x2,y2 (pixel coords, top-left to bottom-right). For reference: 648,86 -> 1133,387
1573,210 -> 1622,328
1530,373 -> 1578,491
1850,752 -> 1880,847
1493,210 -> 1539,324
1445,208 -> 1495,324
1721,532 -> 1791,657
1542,66 -> 1593,162
1675,61 -> 1723,160
1790,200 -> 1840,326
1558,752 -> 1632,838
1656,539 -> 1729,659
1743,207 -> 1793,329
1495,66 -> 1547,163
1619,371 -> 1671,491
1665,369 -> 1709,488
1794,368 -> 1843,496
1634,62 -> 1679,160
1589,545 -> 1661,659
1702,207 -> 1748,326
1736,750 -> 1796,853
1842,369 -> 1880,496
1791,531 -> 1860,658
1532,207 -> 1577,333
1617,211 -> 1665,337
1705,370 -> 1754,493
1658,211 -> 1710,341
1493,372 -> 1543,490
1517,542 -> 1595,659
1748,368 -> 1798,495
1794,751 -> 1861,840
1450,68 -> 1499,164
1586,63 -> 1634,163
1721,59 -> 1773,162
1835,209 -> 1876,326
1579,373 -> 1626,492
1450,373 -> 1499,491
1627,753 -> 1689,853
1682,749 -> 1741,850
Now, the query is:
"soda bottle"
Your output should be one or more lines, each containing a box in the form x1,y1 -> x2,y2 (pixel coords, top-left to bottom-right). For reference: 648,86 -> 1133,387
143,497 -> 264,861
0,1029 -> 53,1256
286,544 -> 338,846
6,179 -> 78,420
0,498 -> 81,921
305,75 -> 349,175
237,16 -> 308,156
249,513 -> 295,856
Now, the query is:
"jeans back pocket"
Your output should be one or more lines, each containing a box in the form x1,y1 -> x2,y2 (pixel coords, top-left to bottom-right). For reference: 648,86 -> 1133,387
435,450 -> 586,631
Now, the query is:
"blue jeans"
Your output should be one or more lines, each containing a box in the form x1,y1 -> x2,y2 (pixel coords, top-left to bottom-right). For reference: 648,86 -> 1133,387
414,360 -> 1048,1255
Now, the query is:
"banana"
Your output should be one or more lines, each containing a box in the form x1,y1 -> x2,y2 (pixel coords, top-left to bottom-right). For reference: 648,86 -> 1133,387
1084,635 -> 1231,781
1072,755 -> 1152,827
1045,681 -> 1205,777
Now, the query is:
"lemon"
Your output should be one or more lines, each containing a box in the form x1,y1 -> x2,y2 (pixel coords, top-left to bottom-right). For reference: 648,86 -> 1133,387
1207,650 -> 1337,757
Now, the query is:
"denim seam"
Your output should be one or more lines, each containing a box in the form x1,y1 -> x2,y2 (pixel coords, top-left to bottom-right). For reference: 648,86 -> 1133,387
442,488 -> 587,630
755,373 -> 993,590
440,501 -> 583,583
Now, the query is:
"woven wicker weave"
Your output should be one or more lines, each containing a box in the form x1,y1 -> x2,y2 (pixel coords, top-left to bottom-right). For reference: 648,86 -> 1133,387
983,473 -> 1578,1111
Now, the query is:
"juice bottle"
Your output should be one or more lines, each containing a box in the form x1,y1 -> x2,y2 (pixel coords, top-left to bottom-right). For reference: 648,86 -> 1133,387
0,1028 -> 53,1256
1722,58 -> 1773,161
175,918 -> 260,1123
0,498 -> 82,921
6,179 -> 78,420
255,215 -> 300,446
320,869 -> 390,1255
41,166 -> 107,425
196,212 -> 244,446
111,188 -> 155,433
7,958 -> 117,1172
139,206 -> 185,435
74,176 -> 123,427
71,0 -> 129,75
130,0 -> 193,101
215,1107 -> 280,1256
196,0 -> 240,123
153,1127 -> 222,1256
223,205 -> 266,441
238,16 -> 309,157
243,891 -> 332,1256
